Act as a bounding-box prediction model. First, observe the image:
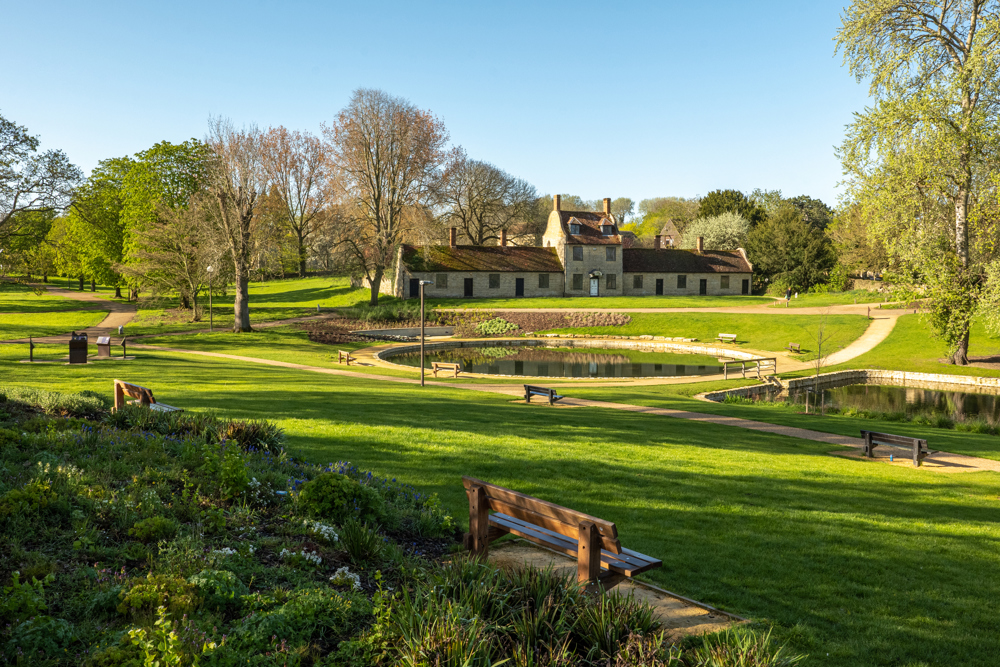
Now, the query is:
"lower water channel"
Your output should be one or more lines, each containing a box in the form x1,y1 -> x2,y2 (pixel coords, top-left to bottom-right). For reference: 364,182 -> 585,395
390,346 -> 732,378
790,383 -> 1000,421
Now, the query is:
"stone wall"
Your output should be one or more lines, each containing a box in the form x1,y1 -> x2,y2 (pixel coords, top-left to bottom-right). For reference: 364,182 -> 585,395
622,272 -> 751,296
399,270 -> 565,300
563,245 -> 623,295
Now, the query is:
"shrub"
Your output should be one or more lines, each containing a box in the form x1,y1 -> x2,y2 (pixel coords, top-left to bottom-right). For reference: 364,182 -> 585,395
187,569 -> 248,612
217,418 -> 285,453
339,519 -> 385,565
128,516 -> 179,543
0,385 -> 109,418
0,572 -> 54,623
475,317 -> 520,336
297,472 -> 384,524
0,478 -> 63,518
200,442 -> 251,499
564,312 -> 632,328
118,574 -> 199,620
3,616 -> 76,662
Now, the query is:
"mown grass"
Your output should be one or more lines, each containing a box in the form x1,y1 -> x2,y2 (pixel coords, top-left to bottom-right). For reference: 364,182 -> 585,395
427,295 -> 773,309
0,282 -> 102,313
545,313 -> 871,361
127,276 -> 373,336
3,348 -> 1000,666
766,290 -> 889,309
0,311 -> 108,341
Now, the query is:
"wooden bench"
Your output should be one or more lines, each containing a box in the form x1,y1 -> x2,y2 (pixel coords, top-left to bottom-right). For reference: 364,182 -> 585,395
462,476 -> 661,590
861,430 -> 937,467
715,333 -> 737,344
113,380 -> 182,413
524,384 -> 564,405
431,361 -> 461,378
785,343 -> 801,353
338,350 -> 355,365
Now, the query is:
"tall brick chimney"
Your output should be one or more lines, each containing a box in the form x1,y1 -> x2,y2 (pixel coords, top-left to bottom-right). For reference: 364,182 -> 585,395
449,227 -> 457,248
654,235 -> 662,250
500,229 -> 507,247
696,236 -> 704,253
553,194 -> 561,211
603,198 -> 611,215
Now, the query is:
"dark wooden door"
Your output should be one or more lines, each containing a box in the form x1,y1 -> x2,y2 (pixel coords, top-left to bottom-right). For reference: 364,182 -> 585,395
515,278 -> 524,297
409,278 -> 419,298
699,279 -> 707,295
741,279 -> 750,295
655,279 -> 663,295
464,278 -> 474,297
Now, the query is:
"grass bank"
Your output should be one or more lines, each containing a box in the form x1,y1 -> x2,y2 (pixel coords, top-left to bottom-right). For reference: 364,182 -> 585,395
0,311 -> 108,341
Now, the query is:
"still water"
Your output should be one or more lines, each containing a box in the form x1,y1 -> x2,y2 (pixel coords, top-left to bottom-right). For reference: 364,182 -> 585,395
391,346 -> 731,378
792,383 -> 1000,421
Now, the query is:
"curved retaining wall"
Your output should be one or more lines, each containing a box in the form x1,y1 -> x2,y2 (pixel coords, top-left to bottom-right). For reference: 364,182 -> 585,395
702,369 -> 1000,402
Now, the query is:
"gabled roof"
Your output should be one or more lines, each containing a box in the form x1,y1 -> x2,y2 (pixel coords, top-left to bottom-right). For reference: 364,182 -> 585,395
558,211 -> 620,245
623,248 -> 752,273
401,245 -> 564,273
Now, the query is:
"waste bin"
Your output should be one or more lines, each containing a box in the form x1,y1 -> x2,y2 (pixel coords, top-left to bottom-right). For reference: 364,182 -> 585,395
96,336 -> 111,358
68,331 -> 88,364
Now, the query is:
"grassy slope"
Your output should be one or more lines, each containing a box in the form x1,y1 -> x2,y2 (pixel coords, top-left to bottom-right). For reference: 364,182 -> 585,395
2,349 -> 999,666
0,282 -> 100,313
545,313 -> 871,361
428,295 -> 772,308
0,311 -> 108,341
128,276 -> 373,335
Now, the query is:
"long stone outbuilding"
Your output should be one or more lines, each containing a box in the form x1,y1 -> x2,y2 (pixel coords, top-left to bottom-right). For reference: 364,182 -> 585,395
392,196 -> 753,299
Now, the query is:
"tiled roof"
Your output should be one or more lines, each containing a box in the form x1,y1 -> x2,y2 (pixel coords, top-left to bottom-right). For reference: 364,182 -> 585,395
622,248 -> 752,273
559,211 -> 620,245
401,245 -> 564,273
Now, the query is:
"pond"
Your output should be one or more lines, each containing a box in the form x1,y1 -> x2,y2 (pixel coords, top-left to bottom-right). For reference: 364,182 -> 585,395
790,383 -> 1000,421
390,346 -> 732,378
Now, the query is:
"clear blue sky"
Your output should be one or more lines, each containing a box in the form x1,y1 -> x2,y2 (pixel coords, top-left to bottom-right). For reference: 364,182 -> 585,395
3,0 -> 869,209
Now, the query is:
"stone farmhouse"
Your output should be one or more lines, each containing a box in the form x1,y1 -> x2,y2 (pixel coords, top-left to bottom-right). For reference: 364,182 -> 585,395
392,196 -> 752,299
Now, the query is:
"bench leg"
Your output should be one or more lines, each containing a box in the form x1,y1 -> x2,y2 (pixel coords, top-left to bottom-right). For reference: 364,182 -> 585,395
113,381 -> 125,412
597,572 -> 626,592
863,432 -> 874,458
577,521 -> 601,585
468,485 -> 490,558
525,388 -> 531,403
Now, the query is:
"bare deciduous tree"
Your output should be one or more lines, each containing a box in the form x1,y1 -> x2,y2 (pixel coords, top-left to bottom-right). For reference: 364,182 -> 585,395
260,127 -> 334,277
324,88 -> 449,305
440,151 -> 537,245
205,117 -> 270,332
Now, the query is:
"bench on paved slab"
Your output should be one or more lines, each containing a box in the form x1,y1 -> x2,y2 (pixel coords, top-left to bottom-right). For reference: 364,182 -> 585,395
113,379 -> 182,413
861,430 -> 937,467
462,476 -> 661,590
524,384 -> 564,405
432,361 -> 461,378
785,343 -> 801,354
715,333 -> 737,344
338,350 -> 355,365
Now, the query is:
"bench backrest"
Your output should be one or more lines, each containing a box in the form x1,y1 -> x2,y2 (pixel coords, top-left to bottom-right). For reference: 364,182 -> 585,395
462,476 -> 621,553
861,430 -> 926,448
434,362 -> 459,368
113,379 -> 156,410
524,385 -> 552,394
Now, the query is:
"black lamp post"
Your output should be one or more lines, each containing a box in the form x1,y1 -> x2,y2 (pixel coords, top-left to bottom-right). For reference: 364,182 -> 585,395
419,280 -> 433,386
206,265 -> 214,332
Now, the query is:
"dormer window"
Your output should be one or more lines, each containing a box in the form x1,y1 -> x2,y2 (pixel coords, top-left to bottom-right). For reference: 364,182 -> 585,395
569,223 -> 581,235
601,225 -> 614,236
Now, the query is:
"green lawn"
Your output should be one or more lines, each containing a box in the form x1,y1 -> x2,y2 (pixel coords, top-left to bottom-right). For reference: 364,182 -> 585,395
766,290 -> 890,309
428,295 -> 772,309
0,281 -> 104,313
127,276 -> 372,335
2,348 -> 999,666
545,312 -> 871,361
0,310 -> 107,341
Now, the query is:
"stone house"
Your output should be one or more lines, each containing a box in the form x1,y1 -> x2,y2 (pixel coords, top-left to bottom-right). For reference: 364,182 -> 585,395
393,196 -> 752,298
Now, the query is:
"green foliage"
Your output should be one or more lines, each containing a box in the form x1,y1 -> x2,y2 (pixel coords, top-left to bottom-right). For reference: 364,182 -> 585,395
0,384 -> 109,418
746,205 -> 836,290
187,570 -> 248,613
200,442 -> 251,499
690,627 -> 806,666
297,472 -> 384,524
4,616 -> 77,662
216,418 -> 285,454
698,189 -> 766,226
118,574 -> 200,620
0,477 -> 64,518
129,516 -> 180,543
0,572 -> 54,622
339,519 -> 385,565
474,317 -> 519,336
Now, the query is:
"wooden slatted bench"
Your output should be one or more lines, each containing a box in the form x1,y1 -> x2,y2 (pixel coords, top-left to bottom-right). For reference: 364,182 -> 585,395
524,384 -> 564,405
861,430 -> 937,467
462,476 -> 661,590
716,333 -> 737,343
432,361 -> 461,378
338,350 -> 355,365
785,343 -> 801,353
113,380 -> 182,413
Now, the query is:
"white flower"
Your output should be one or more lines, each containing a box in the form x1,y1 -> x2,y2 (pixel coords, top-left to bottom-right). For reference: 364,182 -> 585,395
212,547 -> 238,557
329,566 -> 361,590
280,548 -> 321,565
302,519 -> 339,543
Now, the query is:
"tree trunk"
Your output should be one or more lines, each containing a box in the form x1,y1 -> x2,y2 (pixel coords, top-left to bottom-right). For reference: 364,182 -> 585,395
951,328 -> 970,365
298,231 -> 307,277
42,273 -> 47,283
952,187 -> 972,365
78,275 -> 84,291
114,285 -> 122,299
233,264 -> 252,332
90,278 -> 96,292
368,268 -> 383,306
192,291 -> 200,322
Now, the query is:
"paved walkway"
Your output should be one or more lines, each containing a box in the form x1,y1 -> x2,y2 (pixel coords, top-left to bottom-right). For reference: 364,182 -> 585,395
131,342 -> 1000,474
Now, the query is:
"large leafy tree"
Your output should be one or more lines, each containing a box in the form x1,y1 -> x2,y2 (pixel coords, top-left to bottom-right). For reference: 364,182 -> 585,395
837,0 -> 1000,364
746,205 -> 837,290
69,157 -> 133,296
325,89 -> 449,305
1,112 -> 81,243
698,189 -> 766,226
